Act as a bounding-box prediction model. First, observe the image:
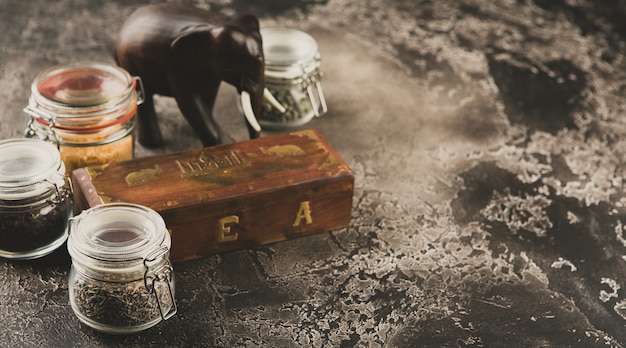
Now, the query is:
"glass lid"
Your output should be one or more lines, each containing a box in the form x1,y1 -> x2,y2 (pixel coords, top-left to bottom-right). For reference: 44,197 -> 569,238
261,28 -> 318,67
0,138 -> 61,187
33,62 -> 132,107
68,203 -> 169,263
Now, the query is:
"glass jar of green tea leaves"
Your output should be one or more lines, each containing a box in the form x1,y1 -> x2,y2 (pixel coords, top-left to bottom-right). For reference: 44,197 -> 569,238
24,62 -> 143,174
67,203 -> 176,334
257,28 -> 328,129
0,138 -> 73,259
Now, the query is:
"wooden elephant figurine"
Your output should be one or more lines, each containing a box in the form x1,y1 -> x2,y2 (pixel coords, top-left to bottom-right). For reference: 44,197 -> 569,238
114,3 -> 282,147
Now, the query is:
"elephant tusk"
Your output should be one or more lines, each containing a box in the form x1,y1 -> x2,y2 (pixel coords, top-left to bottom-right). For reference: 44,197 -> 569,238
264,88 -> 286,113
241,91 -> 262,132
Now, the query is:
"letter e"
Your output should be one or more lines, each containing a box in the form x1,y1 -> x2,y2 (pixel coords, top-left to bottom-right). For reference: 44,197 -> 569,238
218,215 -> 239,242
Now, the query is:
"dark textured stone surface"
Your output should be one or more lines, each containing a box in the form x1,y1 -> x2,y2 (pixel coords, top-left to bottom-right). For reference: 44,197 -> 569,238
1,0 -> 626,347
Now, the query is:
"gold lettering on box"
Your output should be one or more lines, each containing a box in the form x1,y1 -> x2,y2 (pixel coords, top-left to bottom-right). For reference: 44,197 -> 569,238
177,150 -> 247,177
292,201 -> 313,227
218,215 -> 239,242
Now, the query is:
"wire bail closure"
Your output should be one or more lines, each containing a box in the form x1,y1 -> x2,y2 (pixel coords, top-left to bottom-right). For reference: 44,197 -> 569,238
133,76 -> 146,106
300,57 -> 328,117
24,106 -> 61,148
143,246 -> 177,321
44,172 -> 71,204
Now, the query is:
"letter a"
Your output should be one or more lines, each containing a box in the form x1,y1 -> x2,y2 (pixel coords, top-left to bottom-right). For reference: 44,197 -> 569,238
292,201 -> 313,227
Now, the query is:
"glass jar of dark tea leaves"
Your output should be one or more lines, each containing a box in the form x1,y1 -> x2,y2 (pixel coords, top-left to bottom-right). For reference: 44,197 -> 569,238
0,138 -> 73,259
253,28 -> 328,129
67,203 -> 176,334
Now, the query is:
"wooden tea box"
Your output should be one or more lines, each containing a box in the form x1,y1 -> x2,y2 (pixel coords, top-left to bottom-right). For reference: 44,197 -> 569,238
71,130 -> 354,263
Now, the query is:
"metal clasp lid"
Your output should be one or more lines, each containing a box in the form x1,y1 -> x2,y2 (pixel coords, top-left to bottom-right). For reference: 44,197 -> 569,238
24,106 -> 61,149
44,172 -> 72,204
133,76 -> 145,106
306,77 -> 328,117
299,57 -> 327,117
143,246 -> 177,321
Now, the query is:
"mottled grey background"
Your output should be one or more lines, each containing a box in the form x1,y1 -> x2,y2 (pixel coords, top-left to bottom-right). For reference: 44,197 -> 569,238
1,0 -> 626,347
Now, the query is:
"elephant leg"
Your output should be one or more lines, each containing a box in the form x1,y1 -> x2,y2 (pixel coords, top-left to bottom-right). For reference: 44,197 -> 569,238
172,79 -> 225,147
136,93 -> 164,148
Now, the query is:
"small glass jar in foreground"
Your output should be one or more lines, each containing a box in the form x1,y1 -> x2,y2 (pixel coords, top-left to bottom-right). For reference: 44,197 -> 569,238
24,62 -> 143,174
256,28 -> 328,129
67,203 -> 176,334
0,138 -> 73,259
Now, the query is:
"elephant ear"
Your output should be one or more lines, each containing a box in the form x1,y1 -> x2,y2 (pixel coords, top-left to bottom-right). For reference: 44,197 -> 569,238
170,26 -> 214,73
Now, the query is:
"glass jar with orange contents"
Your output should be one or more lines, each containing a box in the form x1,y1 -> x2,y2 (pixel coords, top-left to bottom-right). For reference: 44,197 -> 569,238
24,62 -> 143,174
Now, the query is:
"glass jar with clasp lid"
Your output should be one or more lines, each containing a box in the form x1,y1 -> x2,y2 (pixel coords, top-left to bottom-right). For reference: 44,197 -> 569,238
67,202 -> 176,334
24,62 -> 144,174
256,28 -> 328,129
0,138 -> 73,259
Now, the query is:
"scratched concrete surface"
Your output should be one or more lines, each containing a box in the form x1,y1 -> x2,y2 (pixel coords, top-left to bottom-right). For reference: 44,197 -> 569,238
1,0 -> 626,347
